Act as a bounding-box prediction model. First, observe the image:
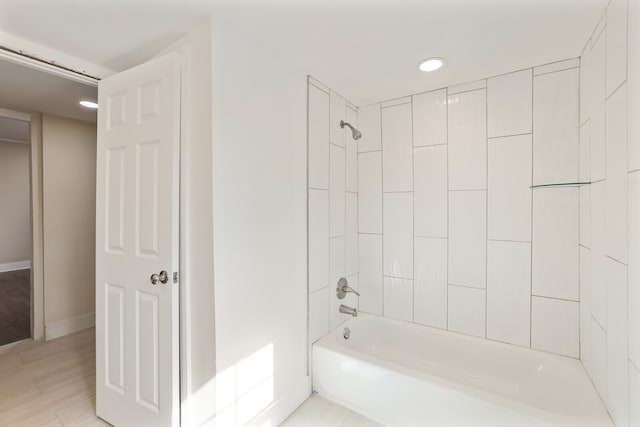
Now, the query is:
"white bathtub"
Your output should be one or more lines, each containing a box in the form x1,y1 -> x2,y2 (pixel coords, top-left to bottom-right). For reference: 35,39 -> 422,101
312,315 -> 612,427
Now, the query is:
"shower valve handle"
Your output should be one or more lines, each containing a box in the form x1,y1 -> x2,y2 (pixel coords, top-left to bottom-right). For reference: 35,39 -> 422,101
336,277 -> 360,299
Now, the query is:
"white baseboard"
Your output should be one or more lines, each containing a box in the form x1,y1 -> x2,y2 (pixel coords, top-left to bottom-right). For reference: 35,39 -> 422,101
0,260 -> 31,273
45,312 -> 95,340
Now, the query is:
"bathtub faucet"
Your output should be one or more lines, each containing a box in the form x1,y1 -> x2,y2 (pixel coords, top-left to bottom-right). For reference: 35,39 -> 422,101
339,304 -> 358,317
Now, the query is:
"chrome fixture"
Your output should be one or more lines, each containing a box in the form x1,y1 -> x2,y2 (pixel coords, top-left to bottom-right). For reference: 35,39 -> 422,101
340,120 -> 362,140
343,327 -> 351,340
340,304 -> 358,317
336,277 -> 360,299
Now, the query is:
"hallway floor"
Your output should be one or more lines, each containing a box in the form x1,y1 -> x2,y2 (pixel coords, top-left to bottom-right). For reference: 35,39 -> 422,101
0,327 -> 108,426
0,269 -> 31,346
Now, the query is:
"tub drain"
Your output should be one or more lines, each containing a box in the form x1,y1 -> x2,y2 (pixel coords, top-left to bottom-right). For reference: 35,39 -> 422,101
343,327 -> 350,340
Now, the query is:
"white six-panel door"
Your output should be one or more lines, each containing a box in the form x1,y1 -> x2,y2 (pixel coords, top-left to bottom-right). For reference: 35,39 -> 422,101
96,53 -> 181,427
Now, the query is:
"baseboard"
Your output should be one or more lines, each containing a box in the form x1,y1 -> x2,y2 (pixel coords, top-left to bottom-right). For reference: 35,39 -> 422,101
0,260 -> 31,273
45,312 -> 95,340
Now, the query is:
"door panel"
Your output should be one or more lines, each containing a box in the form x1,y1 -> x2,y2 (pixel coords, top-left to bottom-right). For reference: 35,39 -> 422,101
96,52 -> 180,427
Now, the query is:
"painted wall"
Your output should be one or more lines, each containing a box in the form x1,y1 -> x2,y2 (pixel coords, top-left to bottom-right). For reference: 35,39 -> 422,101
211,17 -> 310,426
42,114 -> 96,338
580,0 -> 640,425
0,140 -> 31,266
308,77 -> 360,343
358,60 -> 580,356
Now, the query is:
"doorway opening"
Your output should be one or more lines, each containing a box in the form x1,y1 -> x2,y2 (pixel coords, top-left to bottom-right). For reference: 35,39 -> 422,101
0,115 -> 31,346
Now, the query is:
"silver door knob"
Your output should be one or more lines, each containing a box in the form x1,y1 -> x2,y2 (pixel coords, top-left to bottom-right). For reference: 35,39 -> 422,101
150,270 -> 169,285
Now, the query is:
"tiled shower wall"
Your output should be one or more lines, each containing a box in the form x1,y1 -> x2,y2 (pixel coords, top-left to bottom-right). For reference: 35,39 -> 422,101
579,0 -> 640,425
308,77 -> 359,343
356,59 -> 582,357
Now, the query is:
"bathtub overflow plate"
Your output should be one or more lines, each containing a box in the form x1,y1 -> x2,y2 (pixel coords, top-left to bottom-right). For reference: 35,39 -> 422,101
343,327 -> 350,340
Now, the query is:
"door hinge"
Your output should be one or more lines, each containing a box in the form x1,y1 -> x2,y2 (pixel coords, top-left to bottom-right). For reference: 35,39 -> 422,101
173,271 -> 179,284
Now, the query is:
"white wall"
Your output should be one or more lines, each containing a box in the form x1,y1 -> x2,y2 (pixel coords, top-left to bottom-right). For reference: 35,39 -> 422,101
351,59 -> 581,357
42,114 -> 96,339
154,22 -> 216,427
580,0 -> 640,425
211,17 -> 309,426
308,77 -> 359,344
0,140 -> 31,267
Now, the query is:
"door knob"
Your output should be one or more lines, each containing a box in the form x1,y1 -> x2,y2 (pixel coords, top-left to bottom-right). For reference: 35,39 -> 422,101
150,270 -> 169,285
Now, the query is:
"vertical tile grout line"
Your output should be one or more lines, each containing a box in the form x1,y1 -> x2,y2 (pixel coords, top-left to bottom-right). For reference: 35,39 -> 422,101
485,82 -> 489,338
305,77 -> 310,376
577,56 -> 582,360
380,103 -> 385,317
411,96 -> 415,324
446,87 -> 450,331
530,67 -> 535,350
327,90 -> 332,337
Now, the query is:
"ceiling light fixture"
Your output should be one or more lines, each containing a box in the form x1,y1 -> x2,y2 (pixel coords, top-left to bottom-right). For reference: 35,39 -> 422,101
79,100 -> 98,109
419,57 -> 444,72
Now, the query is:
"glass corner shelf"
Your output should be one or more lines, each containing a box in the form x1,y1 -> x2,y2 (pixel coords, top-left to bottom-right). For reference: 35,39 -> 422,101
530,182 -> 591,189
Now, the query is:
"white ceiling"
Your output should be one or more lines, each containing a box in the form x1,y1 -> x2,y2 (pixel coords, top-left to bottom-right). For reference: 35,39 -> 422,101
0,58 -> 97,122
0,0 -> 607,105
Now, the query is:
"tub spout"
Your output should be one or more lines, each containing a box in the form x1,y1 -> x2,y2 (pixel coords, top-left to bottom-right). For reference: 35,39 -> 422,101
339,304 -> 358,317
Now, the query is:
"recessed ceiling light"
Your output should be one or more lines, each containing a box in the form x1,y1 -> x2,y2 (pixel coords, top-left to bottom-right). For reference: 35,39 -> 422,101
419,57 -> 444,72
79,100 -> 98,109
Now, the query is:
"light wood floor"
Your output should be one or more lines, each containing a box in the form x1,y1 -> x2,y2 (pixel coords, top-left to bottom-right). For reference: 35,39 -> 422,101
0,269 -> 31,347
0,327 -> 108,426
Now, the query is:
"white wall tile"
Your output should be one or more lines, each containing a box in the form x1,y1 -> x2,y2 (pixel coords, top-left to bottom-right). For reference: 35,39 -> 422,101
591,34 -> 607,181
309,84 -> 330,189
358,103 -> 381,152
414,145 -> 447,238
487,69 -> 533,137
329,237 -> 346,330
358,233 -> 383,315
487,241 -> 531,347
580,186 -> 591,247
449,191 -> 487,288
631,0 -> 640,173
631,363 -> 640,427
383,192 -> 413,279
606,257 -> 629,427
346,107 -> 358,192
606,85 -> 628,263
630,171 -> 640,366
531,296 -> 579,357
381,97 -> 411,108
309,189 -> 329,293
606,0 -> 628,97
534,58 -> 580,76
448,79 -> 486,95
591,181 -> 608,327
309,287 -> 329,343
448,89 -> 487,190
330,91 -> 346,147
488,134 -> 532,242
346,192 -> 358,276
414,237 -> 447,329
448,285 -> 486,338
330,144 -> 345,237
382,103 -> 413,192
532,188 -> 579,301
412,89 -> 447,147
533,68 -> 580,185
358,151 -> 382,234
383,277 -> 413,322
591,319 -> 608,398
579,121 -> 591,182
580,246 -> 592,372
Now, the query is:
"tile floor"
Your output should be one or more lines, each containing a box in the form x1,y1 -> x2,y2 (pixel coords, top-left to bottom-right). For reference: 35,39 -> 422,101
282,394 -> 383,427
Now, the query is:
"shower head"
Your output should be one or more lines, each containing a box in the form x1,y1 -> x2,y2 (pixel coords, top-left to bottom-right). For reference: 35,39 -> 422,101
340,120 -> 362,140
